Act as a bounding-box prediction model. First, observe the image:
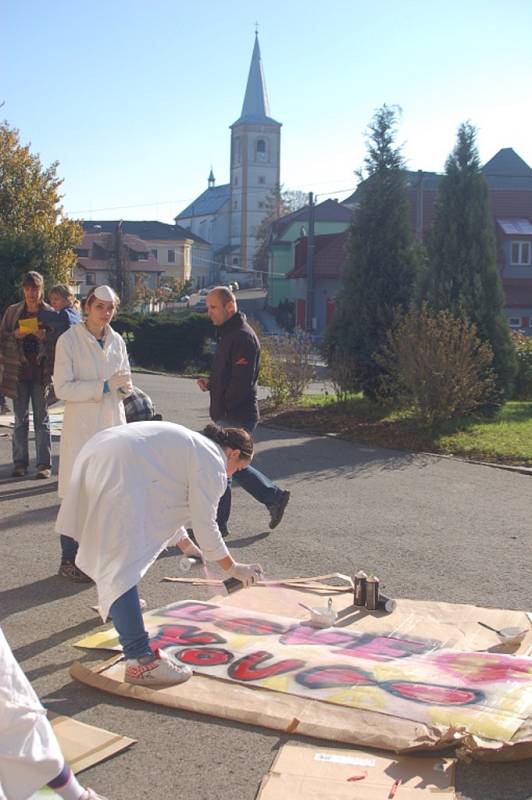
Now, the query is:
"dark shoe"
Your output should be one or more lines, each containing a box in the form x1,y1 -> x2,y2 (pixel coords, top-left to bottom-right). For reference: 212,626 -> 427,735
12,465 -> 27,478
36,466 -> 52,479
219,525 -> 230,539
268,490 -> 290,530
0,403 -> 10,414
186,528 -> 197,544
58,560 -> 92,583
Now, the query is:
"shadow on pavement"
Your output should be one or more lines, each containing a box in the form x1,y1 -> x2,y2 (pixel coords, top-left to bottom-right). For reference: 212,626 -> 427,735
0,502 -> 60,531
0,575 -> 92,620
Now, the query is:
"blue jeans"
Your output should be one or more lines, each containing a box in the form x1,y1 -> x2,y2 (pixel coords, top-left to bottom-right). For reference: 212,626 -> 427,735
216,417 -> 283,530
110,585 -> 151,660
12,380 -> 51,468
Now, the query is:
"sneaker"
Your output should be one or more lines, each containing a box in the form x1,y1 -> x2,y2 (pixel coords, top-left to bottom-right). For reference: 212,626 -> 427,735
80,791 -> 110,800
268,490 -> 290,530
12,465 -> 27,477
125,648 -> 193,687
58,560 -> 92,583
36,466 -> 52,479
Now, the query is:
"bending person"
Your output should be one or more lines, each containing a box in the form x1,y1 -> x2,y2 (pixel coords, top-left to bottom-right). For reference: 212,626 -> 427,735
0,625 -> 107,800
55,421 -> 263,687
53,285 -> 132,582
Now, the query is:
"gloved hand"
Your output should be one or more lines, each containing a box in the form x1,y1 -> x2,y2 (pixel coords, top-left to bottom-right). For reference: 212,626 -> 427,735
108,370 -> 133,396
225,561 -> 264,588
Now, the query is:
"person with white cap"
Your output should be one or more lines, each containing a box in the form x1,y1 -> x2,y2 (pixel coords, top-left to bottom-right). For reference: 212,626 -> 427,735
0,625 -> 107,799
53,285 -> 133,582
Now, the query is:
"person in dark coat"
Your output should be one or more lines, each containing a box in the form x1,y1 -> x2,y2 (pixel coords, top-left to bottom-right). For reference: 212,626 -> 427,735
197,286 -> 290,536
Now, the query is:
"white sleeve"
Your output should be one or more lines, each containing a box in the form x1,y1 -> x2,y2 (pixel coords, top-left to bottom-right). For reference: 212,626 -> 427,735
188,454 -> 229,562
53,334 -> 103,402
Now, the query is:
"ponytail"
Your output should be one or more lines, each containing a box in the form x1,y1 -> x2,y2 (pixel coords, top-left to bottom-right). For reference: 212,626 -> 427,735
202,424 -> 254,459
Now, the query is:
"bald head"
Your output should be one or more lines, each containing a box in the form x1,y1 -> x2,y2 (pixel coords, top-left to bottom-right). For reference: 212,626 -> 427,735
206,286 -> 237,326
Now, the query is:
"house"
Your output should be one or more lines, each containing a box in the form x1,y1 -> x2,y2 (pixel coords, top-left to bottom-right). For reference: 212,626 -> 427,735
288,230 -> 350,331
267,199 -> 352,308
73,230 -> 164,300
175,34 -> 281,281
82,220 -> 211,289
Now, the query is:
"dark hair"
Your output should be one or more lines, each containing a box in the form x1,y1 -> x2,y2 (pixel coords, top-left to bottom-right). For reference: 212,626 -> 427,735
21,271 -> 44,288
202,424 -> 253,459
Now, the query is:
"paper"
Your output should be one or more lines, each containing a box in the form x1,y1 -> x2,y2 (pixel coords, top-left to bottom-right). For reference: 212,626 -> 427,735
257,742 -> 456,799
18,317 -> 39,333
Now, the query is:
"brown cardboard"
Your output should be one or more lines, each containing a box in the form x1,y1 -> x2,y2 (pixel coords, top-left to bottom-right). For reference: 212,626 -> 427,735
256,742 -> 456,799
48,714 -> 135,773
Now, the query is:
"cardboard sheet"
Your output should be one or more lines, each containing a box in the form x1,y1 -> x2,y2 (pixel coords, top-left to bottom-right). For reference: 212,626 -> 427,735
29,714 -> 135,799
71,587 -> 532,761
256,742 -> 456,799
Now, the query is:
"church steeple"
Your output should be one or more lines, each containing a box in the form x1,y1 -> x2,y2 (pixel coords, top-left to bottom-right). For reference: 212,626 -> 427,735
233,33 -> 279,125
208,168 -> 215,188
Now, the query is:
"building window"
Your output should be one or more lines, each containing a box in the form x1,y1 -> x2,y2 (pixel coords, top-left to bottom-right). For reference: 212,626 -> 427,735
85,272 -> 96,285
258,201 -> 265,209
151,248 -> 158,258
256,139 -> 267,162
232,256 -> 239,266
167,249 -> 176,263
258,175 -> 265,184
75,248 -> 89,257
138,252 -> 148,261
508,317 -> 522,328
233,137 -> 241,165
511,241 -> 531,265
233,175 -> 238,186
233,201 -> 238,210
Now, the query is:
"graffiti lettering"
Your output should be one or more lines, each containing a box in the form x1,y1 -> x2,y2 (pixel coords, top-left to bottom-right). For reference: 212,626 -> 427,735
161,601 -> 218,622
177,647 -> 234,667
296,665 -> 373,690
151,624 -> 226,648
382,680 -> 484,706
216,617 -> 287,636
228,650 -> 305,681
341,635 -> 436,662
280,625 -> 355,648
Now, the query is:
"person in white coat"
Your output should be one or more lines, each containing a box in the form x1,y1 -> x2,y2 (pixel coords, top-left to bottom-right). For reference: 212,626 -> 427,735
53,285 -> 132,582
55,421 -> 263,687
0,626 -> 107,800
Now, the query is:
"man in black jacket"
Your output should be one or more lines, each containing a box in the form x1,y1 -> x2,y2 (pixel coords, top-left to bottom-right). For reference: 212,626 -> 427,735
197,287 -> 290,537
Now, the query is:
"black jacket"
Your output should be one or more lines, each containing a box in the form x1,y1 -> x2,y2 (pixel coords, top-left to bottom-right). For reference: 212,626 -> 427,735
209,311 -> 260,424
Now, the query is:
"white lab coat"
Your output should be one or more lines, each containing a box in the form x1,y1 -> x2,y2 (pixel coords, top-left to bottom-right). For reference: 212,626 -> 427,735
55,422 -> 230,620
0,627 -> 63,800
53,323 -> 129,497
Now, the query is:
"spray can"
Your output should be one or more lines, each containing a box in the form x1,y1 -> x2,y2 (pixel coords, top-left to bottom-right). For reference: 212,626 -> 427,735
376,592 -> 396,613
354,571 -> 368,606
223,577 -> 244,594
365,575 -> 379,610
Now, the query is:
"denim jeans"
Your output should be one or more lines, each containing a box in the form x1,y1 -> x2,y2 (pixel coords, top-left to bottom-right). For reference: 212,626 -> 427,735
12,380 -> 52,468
60,535 -> 78,562
216,417 -> 283,530
109,585 -> 151,660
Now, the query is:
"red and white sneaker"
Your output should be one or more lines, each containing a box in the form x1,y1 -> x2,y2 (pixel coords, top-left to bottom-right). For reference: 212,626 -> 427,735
125,648 -> 192,687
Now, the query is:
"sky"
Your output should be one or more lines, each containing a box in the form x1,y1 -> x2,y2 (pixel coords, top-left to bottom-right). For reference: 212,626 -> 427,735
2,0 -> 531,224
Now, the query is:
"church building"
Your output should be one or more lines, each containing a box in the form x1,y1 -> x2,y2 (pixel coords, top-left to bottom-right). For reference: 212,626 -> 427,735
175,34 -> 281,283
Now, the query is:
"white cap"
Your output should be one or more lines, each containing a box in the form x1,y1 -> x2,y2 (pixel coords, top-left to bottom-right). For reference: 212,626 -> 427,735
94,285 -> 117,302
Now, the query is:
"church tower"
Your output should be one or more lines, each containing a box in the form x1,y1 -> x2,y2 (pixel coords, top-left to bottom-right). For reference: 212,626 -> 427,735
229,34 -> 281,273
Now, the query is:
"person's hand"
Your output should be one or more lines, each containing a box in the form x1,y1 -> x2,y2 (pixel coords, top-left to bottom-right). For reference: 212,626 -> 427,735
108,370 -> 133,395
197,377 -> 209,392
225,561 -> 264,588
13,329 -> 28,339
34,328 -> 46,341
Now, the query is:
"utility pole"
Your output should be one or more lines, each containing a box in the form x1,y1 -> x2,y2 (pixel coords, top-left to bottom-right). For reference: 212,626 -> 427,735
305,191 -> 315,333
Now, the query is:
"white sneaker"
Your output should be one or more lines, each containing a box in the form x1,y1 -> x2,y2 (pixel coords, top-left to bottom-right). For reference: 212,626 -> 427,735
125,649 -> 192,687
80,790 -> 110,800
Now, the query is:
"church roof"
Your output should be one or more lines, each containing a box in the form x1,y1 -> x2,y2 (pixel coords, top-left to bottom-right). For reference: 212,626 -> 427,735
82,219 -> 208,244
231,35 -> 281,127
175,184 -> 230,220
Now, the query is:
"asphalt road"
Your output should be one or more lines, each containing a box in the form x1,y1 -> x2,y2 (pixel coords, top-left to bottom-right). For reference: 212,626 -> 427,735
1,373 -> 531,800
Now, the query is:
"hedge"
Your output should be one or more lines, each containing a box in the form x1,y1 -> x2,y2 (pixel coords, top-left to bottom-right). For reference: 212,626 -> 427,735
112,312 -> 213,371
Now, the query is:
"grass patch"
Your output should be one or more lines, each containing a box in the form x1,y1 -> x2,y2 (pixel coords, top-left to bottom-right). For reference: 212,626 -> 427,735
260,394 -> 532,466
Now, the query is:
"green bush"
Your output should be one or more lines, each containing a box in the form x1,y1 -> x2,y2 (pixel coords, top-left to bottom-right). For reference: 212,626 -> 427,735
511,331 -> 532,400
113,311 -> 212,371
376,303 -> 499,425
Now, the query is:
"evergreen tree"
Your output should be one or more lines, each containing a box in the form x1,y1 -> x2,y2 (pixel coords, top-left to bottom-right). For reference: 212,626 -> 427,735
0,122 -> 81,311
425,122 -> 516,396
325,105 -> 420,397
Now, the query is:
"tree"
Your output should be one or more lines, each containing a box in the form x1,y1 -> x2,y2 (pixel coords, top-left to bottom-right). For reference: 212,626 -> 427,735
324,105 -> 421,397
425,122 -> 516,397
0,122 -> 81,311
253,184 -> 306,274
